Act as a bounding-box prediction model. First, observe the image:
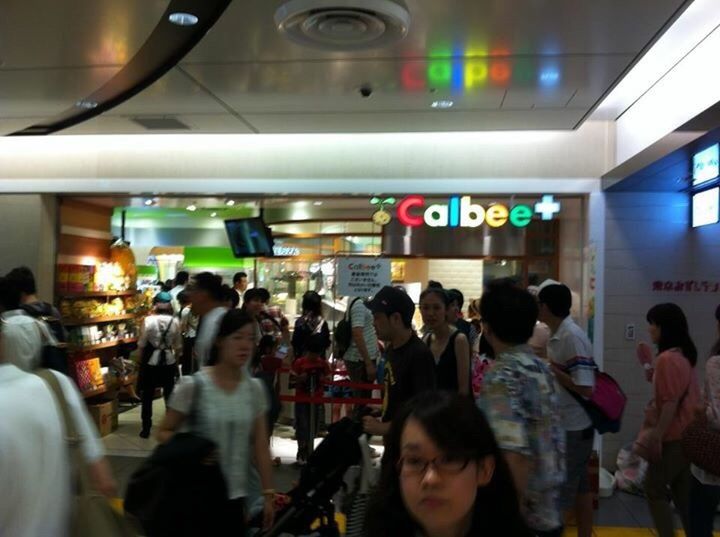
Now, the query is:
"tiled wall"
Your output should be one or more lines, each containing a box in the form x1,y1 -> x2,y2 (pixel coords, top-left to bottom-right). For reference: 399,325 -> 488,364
427,259 -> 485,309
602,192 -> 720,467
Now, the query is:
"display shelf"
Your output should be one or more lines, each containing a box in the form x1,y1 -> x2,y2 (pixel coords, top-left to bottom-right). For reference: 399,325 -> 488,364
64,314 -> 135,327
82,386 -> 108,399
68,338 -> 138,352
58,290 -> 136,298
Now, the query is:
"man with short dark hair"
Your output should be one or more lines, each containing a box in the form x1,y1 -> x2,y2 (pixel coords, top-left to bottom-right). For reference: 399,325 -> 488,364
538,280 -> 595,537
186,272 -> 227,367
363,286 -> 435,438
477,284 -> 565,537
170,270 -> 189,314
233,272 -> 249,309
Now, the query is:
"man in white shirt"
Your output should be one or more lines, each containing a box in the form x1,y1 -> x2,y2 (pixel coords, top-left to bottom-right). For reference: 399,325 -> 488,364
233,271 -> 249,309
538,281 -> 595,537
342,296 -> 379,401
187,272 -> 228,368
170,270 -> 189,315
0,276 -> 115,537
138,291 -> 183,438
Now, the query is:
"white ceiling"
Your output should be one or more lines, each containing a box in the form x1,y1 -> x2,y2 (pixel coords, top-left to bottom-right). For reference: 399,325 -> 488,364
0,0 -> 691,135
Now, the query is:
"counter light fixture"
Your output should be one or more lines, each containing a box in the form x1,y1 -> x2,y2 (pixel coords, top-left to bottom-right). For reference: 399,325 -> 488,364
168,12 -> 199,26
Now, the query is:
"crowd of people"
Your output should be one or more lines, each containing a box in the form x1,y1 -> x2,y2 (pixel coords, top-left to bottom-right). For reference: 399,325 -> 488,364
0,265 -> 719,537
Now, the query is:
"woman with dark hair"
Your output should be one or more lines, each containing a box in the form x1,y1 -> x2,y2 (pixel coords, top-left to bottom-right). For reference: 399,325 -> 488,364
366,391 -> 531,537
419,287 -> 470,395
688,304 -> 720,537
639,303 -> 700,537
291,290 -> 330,358
157,309 -> 275,532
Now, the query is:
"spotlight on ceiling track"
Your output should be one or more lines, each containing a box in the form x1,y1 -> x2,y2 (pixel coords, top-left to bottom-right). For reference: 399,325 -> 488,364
75,99 -> 98,109
186,203 -> 197,212
144,198 -> 154,206
225,199 -> 236,207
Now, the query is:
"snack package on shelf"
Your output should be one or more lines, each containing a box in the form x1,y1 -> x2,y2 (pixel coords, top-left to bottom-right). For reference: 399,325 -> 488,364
72,357 -> 104,393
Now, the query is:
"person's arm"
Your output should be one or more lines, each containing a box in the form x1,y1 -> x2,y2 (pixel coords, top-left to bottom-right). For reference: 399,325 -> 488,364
253,415 -> 275,529
454,332 -> 470,396
156,378 -> 193,443
503,451 -> 531,497
172,320 -> 183,357
362,416 -> 392,436
137,317 -> 149,355
550,337 -> 595,398
551,364 -> 593,398
648,353 -> 691,444
350,302 -> 376,379
156,408 -> 187,444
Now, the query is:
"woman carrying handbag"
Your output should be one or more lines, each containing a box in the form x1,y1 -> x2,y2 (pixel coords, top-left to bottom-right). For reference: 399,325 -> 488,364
634,304 -> 700,537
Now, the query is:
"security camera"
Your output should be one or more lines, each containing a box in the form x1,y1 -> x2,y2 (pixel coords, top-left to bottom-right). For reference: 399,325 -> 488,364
359,85 -> 373,98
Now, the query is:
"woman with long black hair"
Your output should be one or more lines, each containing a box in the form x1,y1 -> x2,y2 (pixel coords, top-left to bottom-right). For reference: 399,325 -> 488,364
640,303 -> 700,537
366,391 -> 531,537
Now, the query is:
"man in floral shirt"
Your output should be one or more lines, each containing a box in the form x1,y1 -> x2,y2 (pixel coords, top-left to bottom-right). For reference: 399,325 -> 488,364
477,283 -> 565,537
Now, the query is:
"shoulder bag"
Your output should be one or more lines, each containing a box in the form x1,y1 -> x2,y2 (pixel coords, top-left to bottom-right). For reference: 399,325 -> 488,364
681,377 -> 720,476
35,369 -> 137,537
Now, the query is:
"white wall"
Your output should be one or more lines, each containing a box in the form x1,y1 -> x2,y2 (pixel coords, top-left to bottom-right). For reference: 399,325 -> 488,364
601,192 -> 720,467
0,195 -> 57,300
427,259 -> 485,307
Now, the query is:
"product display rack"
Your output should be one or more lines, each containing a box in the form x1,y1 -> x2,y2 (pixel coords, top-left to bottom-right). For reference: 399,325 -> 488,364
68,337 -> 139,352
64,313 -> 136,327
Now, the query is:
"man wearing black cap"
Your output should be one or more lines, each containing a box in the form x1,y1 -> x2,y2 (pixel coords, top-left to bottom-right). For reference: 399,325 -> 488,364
363,286 -> 436,437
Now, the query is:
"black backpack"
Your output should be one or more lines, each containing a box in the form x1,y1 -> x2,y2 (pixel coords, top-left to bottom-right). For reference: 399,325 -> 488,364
334,298 -> 361,358
21,302 -> 69,375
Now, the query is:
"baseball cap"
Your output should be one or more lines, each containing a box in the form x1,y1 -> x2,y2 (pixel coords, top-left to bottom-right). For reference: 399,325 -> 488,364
154,291 -> 172,304
366,286 -> 415,326
537,279 -> 562,292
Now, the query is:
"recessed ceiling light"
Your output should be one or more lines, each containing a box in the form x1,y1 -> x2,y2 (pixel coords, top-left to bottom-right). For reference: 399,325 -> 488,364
313,201 -> 323,206
168,12 -> 199,26
431,100 -> 454,109
75,99 -> 98,110
225,199 -> 236,207
144,198 -> 154,206
186,203 -> 197,212
210,212 -> 218,218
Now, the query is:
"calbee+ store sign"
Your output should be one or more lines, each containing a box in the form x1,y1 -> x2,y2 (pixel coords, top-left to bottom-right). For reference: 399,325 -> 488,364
371,195 -> 561,228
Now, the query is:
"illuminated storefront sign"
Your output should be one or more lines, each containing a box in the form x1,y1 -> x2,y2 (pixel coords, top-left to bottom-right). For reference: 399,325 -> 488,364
692,187 -> 719,228
693,144 -> 720,186
393,195 -> 561,229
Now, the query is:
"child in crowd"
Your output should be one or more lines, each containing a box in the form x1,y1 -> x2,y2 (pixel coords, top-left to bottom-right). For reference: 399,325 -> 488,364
291,334 -> 330,465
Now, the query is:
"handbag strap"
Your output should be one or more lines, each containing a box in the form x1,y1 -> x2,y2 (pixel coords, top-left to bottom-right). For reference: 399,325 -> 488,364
35,369 -> 91,494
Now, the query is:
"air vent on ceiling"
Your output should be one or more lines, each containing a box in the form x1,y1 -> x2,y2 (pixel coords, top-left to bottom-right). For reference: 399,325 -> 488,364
132,117 -> 190,130
274,0 -> 410,51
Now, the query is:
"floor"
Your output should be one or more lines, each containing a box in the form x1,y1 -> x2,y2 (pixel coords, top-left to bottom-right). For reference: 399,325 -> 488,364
106,401 -> 720,536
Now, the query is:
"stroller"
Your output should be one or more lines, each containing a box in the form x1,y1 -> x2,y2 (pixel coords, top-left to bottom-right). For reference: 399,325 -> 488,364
251,412 -> 376,537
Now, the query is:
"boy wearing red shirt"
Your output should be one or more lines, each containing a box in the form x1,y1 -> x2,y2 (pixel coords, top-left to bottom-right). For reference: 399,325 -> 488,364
291,334 -> 330,465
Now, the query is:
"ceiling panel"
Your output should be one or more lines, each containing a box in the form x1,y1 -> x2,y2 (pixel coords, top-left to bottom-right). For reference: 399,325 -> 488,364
0,0 -> 169,68
60,114 -> 255,135
105,68 -> 228,116
241,108 -> 588,133
183,0 -> 687,64
0,67 -> 120,117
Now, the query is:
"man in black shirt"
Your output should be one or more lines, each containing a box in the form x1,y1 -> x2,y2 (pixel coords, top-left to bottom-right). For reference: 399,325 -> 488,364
362,286 -> 436,437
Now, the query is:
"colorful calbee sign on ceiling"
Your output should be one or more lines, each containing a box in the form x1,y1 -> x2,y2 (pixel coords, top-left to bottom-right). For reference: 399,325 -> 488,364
370,195 -> 561,228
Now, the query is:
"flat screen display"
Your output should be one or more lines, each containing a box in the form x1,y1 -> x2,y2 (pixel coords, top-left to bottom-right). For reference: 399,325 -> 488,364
692,187 -> 719,228
693,143 -> 719,186
224,217 -> 275,257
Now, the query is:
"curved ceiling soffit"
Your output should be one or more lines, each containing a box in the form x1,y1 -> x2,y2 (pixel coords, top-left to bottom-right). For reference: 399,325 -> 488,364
9,0 -> 232,136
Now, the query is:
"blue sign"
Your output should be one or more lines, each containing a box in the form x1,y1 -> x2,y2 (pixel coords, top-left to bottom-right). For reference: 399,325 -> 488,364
693,144 -> 719,186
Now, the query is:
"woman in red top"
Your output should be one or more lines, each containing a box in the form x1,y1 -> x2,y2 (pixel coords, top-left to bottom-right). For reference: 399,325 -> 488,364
642,303 -> 700,537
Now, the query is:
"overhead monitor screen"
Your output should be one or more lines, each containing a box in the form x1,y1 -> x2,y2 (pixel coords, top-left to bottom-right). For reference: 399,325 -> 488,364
224,217 -> 275,257
692,187 -> 719,228
693,143 -> 719,186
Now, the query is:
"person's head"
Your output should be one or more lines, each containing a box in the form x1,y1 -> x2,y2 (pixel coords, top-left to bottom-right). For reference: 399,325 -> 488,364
243,288 -> 270,318
712,304 -> 720,356
480,285 -> 538,351
258,334 -> 277,356
368,391 -> 526,537
208,309 -> 257,369
367,285 -> 416,340
221,284 -> 240,309
186,272 -> 224,316
177,290 -> 191,308
233,271 -> 249,292
427,280 -> 444,289
152,291 -> 173,314
305,333 -> 326,359
446,289 -> 464,323
419,287 -> 450,330
646,303 -> 698,366
0,276 -> 21,313
6,266 -> 37,301
537,281 -> 571,324
467,298 -> 481,320
174,271 -> 189,287
301,290 -> 323,317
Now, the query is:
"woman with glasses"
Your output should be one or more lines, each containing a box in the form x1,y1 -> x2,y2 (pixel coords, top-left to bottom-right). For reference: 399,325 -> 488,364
367,391 -> 531,537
